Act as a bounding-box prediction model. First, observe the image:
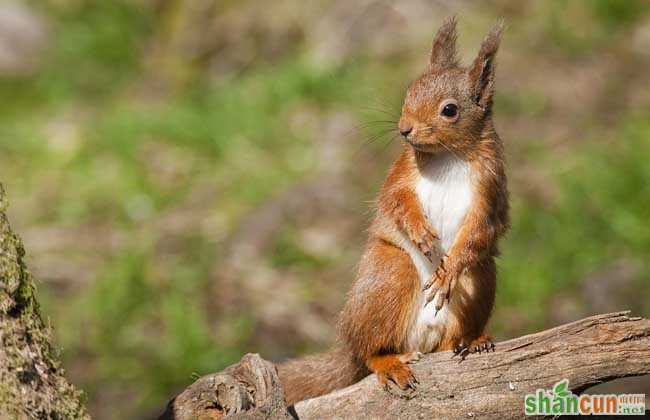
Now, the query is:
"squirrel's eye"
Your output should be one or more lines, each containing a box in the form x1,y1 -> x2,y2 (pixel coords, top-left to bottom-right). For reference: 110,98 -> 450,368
441,103 -> 458,118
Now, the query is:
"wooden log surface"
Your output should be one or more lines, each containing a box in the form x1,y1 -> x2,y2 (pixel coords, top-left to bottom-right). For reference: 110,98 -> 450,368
160,311 -> 650,419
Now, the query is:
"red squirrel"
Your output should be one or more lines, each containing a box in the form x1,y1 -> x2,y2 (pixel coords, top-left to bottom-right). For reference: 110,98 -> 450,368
277,17 -> 510,405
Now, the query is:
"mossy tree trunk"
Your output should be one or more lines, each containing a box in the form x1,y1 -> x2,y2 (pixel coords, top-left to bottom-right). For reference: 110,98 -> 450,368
0,184 -> 88,419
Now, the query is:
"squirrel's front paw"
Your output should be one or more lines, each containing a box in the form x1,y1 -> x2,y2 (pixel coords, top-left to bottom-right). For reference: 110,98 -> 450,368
423,259 -> 458,311
404,221 -> 439,260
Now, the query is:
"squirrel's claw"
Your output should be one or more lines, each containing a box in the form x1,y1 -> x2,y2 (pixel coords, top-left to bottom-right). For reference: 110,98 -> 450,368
423,261 -> 456,312
451,335 -> 495,362
453,346 -> 470,362
434,291 -> 447,311
369,353 -> 421,392
406,222 -> 438,264
423,256 -> 450,290
406,377 -> 417,389
416,233 -> 437,262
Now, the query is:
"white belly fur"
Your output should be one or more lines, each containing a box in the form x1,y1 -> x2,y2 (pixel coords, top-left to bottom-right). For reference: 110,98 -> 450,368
399,153 -> 474,352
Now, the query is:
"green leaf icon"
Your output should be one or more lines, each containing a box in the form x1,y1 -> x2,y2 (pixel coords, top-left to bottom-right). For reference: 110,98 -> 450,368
553,380 -> 570,397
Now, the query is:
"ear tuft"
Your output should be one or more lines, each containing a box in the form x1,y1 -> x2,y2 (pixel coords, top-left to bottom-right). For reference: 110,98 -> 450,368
469,20 -> 504,110
428,16 -> 459,72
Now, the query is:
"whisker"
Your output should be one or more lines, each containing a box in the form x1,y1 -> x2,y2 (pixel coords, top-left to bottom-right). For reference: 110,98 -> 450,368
370,95 -> 401,115
357,126 -> 398,148
338,120 -> 397,141
362,94 -> 401,118
365,129 -> 398,145
478,157 -> 498,178
350,121 -> 396,134
352,128 -> 399,158
359,103 -> 399,114
357,120 -> 398,126
437,140 -> 462,160
359,109 -> 400,121
379,133 -> 400,153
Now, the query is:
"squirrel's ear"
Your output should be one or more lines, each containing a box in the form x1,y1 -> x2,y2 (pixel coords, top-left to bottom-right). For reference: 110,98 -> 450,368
469,21 -> 504,110
428,16 -> 458,72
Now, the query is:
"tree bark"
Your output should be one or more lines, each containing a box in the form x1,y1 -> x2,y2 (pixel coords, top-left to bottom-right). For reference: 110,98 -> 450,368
160,311 -> 650,419
0,184 -> 88,419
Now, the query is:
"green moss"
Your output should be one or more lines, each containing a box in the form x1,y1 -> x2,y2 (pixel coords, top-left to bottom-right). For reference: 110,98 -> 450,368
13,267 -> 37,317
0,183 -> 89,418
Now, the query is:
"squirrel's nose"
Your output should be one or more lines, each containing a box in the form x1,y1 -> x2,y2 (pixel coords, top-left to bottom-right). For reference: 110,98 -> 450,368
399,126 -> 412,137
399,124 -> 413,138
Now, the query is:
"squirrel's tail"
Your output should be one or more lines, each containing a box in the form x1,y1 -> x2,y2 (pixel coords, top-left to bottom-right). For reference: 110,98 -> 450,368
276,347 -> 366,406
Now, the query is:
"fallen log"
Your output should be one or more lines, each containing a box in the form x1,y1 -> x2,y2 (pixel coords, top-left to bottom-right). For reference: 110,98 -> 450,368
160,311 -> 650,419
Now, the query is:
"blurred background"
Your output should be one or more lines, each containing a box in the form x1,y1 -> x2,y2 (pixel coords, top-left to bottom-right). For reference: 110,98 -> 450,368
1,0 -> 649,418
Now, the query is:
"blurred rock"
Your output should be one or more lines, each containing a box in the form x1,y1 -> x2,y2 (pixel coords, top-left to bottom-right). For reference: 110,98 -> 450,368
0,3 -> 48,75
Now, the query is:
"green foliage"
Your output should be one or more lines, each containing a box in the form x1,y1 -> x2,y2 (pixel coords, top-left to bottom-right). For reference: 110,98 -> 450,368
589,0 -> 647,30
497,115 -> 650,329
541,0 -> 650,55
38,0 -> 152,101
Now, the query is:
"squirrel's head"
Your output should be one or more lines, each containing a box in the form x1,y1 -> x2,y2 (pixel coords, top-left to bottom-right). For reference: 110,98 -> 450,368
398,17 -> 503,154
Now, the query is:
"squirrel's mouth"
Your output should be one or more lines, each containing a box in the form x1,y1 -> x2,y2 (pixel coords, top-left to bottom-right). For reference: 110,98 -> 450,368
405,138 -> 438,153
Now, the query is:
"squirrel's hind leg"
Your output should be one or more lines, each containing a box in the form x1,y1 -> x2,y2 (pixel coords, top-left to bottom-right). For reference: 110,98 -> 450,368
339,239 -> 423,389
437,258 -> 497,360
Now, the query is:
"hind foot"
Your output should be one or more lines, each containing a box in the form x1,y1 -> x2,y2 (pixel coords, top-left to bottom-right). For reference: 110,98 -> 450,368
367,352 -> 422,390
452,334 -> 495,361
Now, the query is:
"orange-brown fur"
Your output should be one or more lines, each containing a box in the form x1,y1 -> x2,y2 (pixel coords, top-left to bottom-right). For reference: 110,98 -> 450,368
277,17 -> 509,406
277,348 -> 366,405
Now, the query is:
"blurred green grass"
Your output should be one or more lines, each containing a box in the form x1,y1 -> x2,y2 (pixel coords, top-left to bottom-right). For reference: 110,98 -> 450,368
497,115 -> 650,329
2,0 -> 649,418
